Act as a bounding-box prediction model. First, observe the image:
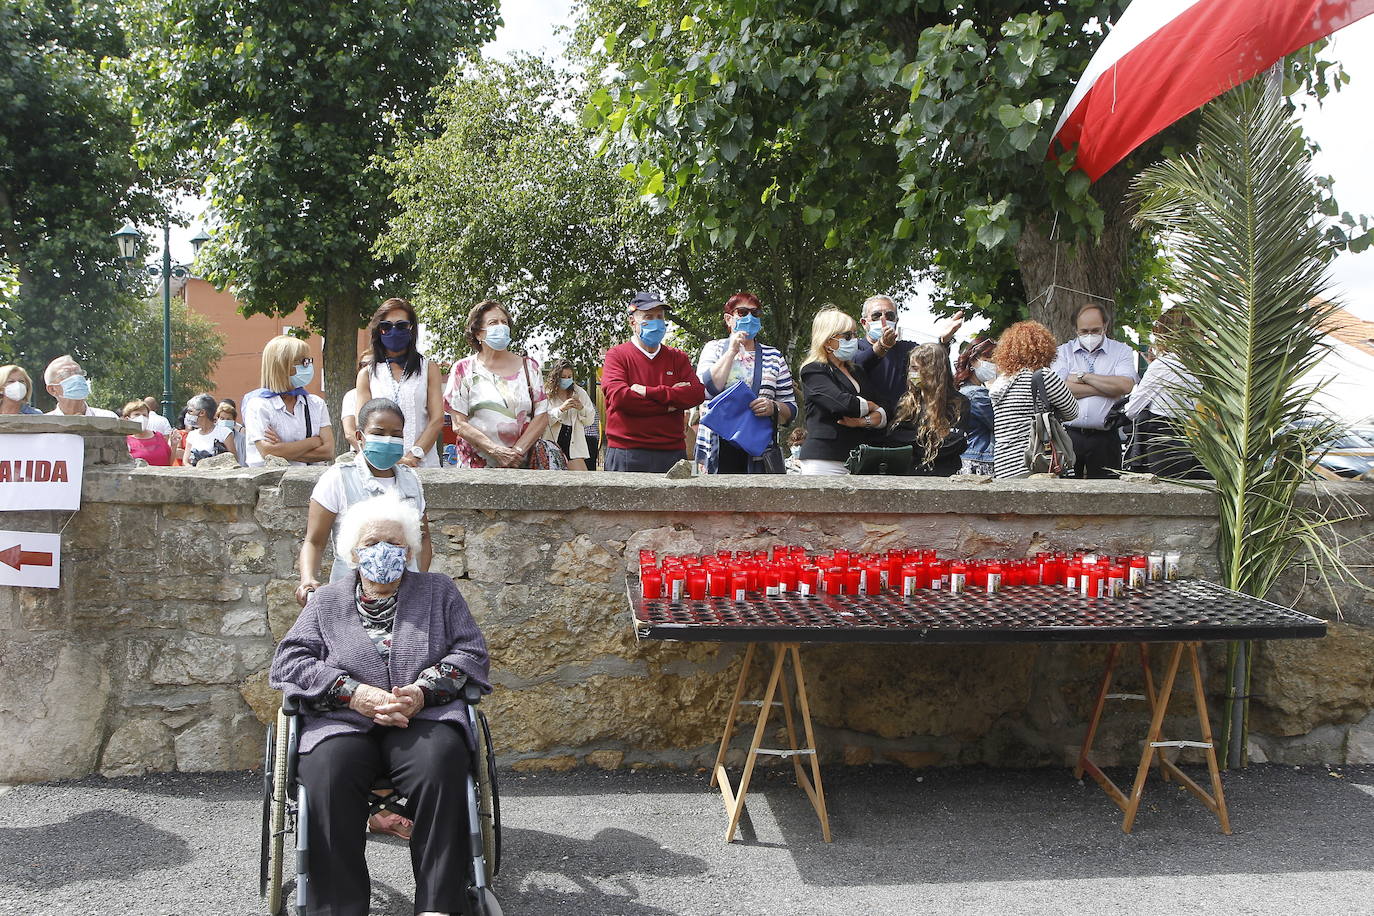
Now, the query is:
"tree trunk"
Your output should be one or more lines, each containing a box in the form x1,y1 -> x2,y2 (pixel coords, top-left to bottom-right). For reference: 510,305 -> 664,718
1014,170 -> 1139,341
322,293 -> 364,456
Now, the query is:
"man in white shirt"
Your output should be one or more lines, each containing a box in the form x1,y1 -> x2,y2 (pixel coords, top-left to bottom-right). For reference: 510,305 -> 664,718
1052,304 -> 1138,478
141,396 -> 174,435
43,355 -> 117,418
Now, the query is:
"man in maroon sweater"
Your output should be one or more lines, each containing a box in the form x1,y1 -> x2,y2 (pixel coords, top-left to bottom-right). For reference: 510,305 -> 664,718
601,291 -> 707,472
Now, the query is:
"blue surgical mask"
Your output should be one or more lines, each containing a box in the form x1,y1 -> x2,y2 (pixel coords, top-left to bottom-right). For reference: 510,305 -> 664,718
638,318 -> 667,348
974,363 -> 998,383
559,377 -> 574,390
362,434 -> 405,470
356,540 -> 407,583
834,338 -> 859,361
485,324 -> 512,351
380,327 -> 413,352
60,374 -> 91,400
734,314 -> 761,339
216,418 -> 234,430
290,363 -> 314,388
867,323 -> 885,341
184,412 -> 199,429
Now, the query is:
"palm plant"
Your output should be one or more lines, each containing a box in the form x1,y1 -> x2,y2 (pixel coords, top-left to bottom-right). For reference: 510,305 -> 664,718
1130,78 -> 1361,767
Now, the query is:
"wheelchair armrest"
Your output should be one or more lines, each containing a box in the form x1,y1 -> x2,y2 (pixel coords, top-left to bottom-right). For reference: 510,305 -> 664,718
463,682 -> 482,706
281,694 -> 301,716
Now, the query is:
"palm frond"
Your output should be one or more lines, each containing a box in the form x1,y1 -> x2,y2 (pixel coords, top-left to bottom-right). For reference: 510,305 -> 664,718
1130,79 -> 1369,766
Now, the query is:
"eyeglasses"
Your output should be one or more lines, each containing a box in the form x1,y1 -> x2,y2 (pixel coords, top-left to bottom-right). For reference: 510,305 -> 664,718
731,307 -> 761,318
830,331 -> 856,341
868,310 -> 898,322
378,320 -> 413,333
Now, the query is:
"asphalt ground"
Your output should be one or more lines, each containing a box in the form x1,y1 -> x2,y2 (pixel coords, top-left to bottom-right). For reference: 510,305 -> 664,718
2,763 -> 1373,916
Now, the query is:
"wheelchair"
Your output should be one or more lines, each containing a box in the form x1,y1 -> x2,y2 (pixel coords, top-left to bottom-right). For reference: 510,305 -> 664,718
259,683 -> 503,916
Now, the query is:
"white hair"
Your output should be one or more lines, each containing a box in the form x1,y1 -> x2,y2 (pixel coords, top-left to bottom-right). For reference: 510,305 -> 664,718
335,491 -> 422,568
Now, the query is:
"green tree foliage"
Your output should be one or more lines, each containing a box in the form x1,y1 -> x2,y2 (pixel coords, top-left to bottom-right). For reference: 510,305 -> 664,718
0,0 -> 162,397
583,0 -> 1360,339
1132,81 -> 1363,765
88,294 -> 226,413
123,0 -> 500,437
381,54 -> 909,373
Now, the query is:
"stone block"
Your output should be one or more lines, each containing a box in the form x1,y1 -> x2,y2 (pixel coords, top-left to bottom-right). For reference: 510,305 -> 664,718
482,583 -> 636,682
100,718 -> 176,777
511,755 -> 578,773
240,668 -> 279,726
1258,724 -> 1348,765
173,713 -> 261,772
229,537 -> 271,574
150,633 -> 240,685
238,640 -> 275,675
220,607 -> 270,638
883,750 -> 944,769
1346,709 -> 1374,764
466,521 -> 558,584
1250,622 -> 1374,735
843,745 -> 874,765
0,637 -> 111,782
548,535 -> 617,586
584,750 -> 624,770
267,580 -> 303,641
73,601 -> 180,631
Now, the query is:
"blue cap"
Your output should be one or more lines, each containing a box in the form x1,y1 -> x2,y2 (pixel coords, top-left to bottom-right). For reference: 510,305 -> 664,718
628,291 -> 666,312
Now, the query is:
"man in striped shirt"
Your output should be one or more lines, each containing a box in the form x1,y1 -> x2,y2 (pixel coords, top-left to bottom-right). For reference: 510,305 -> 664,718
1051,303 -> 1138,478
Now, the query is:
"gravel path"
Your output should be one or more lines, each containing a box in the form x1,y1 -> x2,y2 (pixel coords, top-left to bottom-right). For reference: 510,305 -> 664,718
2,764 -> 1372,915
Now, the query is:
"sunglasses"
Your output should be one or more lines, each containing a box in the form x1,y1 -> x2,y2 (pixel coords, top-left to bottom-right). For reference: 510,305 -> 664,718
298,357 -> 315,367
378,320 -> 413,333
868,310 -> 898,322
731,307 -> 761,318
830,331 -> 856,341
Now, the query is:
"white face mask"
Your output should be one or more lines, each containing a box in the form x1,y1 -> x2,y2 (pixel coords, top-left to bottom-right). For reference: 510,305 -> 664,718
3,381 -> 26,402
974,363 -> 998,383
1077,332 -> 1104,351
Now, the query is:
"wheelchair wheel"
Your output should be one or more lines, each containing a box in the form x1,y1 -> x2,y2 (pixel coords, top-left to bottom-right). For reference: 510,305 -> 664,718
476,710 -> 501,881
259,722 -> 275,899
264,709 -> 291,915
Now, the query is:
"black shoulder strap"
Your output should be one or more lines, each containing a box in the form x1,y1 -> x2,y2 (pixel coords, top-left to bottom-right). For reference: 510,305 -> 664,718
303,395 -> 313,439
1030,369 -> 1049,412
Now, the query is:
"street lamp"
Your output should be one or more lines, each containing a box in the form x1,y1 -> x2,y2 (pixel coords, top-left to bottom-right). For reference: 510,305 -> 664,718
111,222 -> 208,419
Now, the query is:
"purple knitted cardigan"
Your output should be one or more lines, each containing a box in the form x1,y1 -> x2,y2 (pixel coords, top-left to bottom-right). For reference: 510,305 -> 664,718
269,571 -> 490,754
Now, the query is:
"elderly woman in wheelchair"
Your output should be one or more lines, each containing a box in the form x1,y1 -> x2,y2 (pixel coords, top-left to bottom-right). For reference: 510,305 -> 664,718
269,491 -> 494,916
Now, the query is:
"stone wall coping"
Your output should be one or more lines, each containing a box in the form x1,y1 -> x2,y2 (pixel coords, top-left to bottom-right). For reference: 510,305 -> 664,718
80,466 -> 285,506
0,415 -> 141,434
268,466 -> 1229,517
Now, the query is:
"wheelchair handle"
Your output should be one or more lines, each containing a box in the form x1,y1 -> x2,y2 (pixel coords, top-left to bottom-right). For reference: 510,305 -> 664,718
281,694 -> 301,716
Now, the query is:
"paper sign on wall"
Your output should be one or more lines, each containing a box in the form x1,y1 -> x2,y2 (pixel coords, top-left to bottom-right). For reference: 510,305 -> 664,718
0,530 -> 61,589
0,434 -> 84,511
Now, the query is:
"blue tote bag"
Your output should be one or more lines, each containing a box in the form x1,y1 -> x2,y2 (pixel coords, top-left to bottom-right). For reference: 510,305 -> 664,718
701,351 -> 775,460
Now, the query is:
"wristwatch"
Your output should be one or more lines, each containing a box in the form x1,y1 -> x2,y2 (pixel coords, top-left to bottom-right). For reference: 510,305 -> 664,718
408,445 -> 425,459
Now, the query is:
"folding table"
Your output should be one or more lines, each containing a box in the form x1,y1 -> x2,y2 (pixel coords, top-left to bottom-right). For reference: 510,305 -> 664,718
629,578 -> 1326,842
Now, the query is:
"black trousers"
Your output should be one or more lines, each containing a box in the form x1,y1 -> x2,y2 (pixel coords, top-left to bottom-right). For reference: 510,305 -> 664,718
603,446 -> 684,473
296,720 -> 472,916
1067,427 -> 1123,479
584,435 -> 600,470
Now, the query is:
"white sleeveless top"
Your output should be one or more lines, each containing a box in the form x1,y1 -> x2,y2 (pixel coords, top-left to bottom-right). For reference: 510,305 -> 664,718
368,356 -> 439,467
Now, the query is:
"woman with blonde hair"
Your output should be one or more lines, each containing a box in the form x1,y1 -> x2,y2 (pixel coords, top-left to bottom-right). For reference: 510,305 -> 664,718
243,335 -> 334,466
989,320 -> 1078,478
542,359 -> 595,471
885,343 -> 971,476
796,306 -> 886,475
0,365 -> 43,415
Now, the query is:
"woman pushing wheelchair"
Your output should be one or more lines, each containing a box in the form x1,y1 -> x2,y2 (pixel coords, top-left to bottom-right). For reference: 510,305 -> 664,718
270,491 -> 490,916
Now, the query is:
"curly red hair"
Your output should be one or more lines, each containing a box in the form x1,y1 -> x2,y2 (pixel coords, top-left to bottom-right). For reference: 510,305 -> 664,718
994,321 -> 1058,376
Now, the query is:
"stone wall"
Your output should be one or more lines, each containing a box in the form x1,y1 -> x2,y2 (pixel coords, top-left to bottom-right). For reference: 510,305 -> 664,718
1,420 -> 1372,782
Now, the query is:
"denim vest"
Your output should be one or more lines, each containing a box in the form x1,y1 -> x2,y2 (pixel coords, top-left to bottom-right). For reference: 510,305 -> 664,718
328,457 -> 425,583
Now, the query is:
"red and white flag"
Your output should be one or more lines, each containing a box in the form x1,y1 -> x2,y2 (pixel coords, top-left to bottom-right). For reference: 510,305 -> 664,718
1050,0 -> 1374,181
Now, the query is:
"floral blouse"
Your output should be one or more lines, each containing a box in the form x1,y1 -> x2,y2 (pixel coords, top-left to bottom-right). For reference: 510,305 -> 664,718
443,354 -> 549,468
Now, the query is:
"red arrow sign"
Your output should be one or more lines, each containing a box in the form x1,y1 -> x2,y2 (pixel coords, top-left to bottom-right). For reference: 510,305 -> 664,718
0,545 -> 54,570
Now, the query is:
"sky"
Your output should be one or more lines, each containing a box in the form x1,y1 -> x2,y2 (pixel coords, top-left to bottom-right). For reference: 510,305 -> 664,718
168,2 -> 1374,334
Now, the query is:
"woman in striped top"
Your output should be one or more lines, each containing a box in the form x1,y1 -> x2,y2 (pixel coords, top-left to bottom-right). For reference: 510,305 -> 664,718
988,320 -> 1079,478
694,292 -> 797,473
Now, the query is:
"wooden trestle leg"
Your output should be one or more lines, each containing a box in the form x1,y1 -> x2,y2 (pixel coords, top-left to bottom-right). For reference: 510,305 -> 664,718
712,642 -> 831,843
1076,641 -> 1231,835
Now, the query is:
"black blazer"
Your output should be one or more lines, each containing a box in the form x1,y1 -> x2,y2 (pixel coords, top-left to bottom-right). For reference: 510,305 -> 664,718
798,360 -> 881,461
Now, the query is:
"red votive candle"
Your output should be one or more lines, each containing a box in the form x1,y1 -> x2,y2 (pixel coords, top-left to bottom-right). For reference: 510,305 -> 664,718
709,568 -> 730,598
949,562 -> 967,594
763,566 -> 781,597
1066,561 -> 1081,592
986,562 -> 1003,594
1107,565 -> 1126,597
1129,555 -> 1148,589
730,571 -> 748,602
844,567 -> 862,595
686,569 -> 707,600
799,565 -> 820,596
